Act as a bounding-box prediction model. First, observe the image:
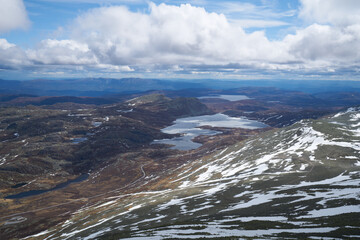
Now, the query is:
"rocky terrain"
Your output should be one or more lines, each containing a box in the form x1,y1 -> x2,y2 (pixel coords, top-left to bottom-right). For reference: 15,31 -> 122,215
0,88 -> 359,239
0,94 -> 218,238
21,107 -> 360,239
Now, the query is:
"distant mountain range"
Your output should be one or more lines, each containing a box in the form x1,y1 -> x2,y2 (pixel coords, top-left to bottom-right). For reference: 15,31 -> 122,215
0,78 -> 205,97
1,78 -> 360,97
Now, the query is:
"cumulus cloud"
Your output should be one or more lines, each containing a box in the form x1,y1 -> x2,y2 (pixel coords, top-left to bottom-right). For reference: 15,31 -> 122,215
66,2 -> 360,72
285,0 -> 360,69
299,0 -> 360,26
1,2 -> 360,78
0,39 -> 29,69
95,64 -> 134,72
0,0 -> 30,33
285,24 -> 360,62
27,39 -> 98,65
69,3 -> 290,68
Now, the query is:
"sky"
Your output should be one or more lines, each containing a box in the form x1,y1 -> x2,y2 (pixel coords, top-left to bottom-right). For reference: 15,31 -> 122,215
0,0 -> 360,80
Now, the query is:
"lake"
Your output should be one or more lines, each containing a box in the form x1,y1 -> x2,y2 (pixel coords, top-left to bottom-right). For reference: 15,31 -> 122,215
5,174 -> 89,199
72,137 -> 88,144
153,113 -> 268,150
198,95 -> 251,101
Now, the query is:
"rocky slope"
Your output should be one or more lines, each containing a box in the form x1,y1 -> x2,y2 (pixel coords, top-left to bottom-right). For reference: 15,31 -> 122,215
0,94 -> 210,179
0,95 -> 217,239
26,107 -> 360,239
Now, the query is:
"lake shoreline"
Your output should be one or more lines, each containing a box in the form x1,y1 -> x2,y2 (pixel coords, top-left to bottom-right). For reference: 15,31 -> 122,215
152,113 -> 268,150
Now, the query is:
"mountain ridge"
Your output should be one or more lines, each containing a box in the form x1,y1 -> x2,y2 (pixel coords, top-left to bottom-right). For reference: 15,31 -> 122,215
0,78 -> 205,96
24,107 -> 360,239
2,78 -> 360,97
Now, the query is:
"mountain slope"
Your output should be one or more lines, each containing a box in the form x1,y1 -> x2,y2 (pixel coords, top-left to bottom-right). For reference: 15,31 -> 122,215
27,108 -> 360,239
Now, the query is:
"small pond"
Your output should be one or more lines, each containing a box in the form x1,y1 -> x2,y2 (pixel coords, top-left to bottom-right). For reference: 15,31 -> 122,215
72,137 -> 88,144
5,174 -> 89,199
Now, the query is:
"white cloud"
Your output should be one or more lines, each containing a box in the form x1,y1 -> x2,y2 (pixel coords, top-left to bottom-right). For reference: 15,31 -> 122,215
299,0 -> 360,26
0,38 -> 29,68
69,3 -> 290,67
1,2 -> 360,79
286,0 -> 360,70
285,24 -> 360,62
0,38 -> 15,49
0,0 -> 30,33
231,19 -> 289,28
96,64 -> 134,72
26,39 -> 98,65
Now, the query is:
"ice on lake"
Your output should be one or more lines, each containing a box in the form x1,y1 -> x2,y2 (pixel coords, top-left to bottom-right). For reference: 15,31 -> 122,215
198,95 -> 251,101
153,113 -> 267,150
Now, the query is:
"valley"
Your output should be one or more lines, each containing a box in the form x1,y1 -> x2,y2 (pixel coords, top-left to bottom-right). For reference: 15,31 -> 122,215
2,0 -> 360,238
23,107 -> 360,239
0,83 -> 359,239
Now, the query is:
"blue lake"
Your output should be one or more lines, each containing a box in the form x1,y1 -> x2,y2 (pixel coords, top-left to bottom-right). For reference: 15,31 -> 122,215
153,113 -> 268,151
72,137 -> 88,144
5,174 -> 89,199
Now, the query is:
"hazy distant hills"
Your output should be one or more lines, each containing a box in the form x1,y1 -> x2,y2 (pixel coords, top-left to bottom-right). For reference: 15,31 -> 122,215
1,78 -> 360,97
0,78 -> 206,97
